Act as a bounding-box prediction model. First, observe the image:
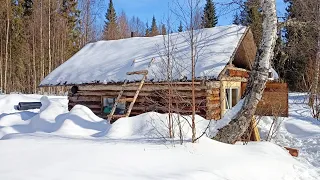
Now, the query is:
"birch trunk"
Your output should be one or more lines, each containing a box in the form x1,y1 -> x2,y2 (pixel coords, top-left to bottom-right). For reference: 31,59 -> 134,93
48,0 -> 52,94
4,0 -> 10,94
0,38 -> 3,92
309,4 -> 320,107
40,0 -> 44,94
214,0 -> 278,144
32,16 -> 37,94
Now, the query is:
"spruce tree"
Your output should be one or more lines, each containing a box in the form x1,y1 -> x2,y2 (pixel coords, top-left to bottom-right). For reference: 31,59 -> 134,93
236,0 -> 262,45
103,0 -> 118,40
145,22 -> 150,37
161,24 -> 167,35
178,21 -> 183,32
150,16 -> 159,36
202,0 -> 218,28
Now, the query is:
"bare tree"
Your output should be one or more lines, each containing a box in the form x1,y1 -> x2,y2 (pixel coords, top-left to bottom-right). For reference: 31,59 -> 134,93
118,11 -> 130,39
215,0 -> 278,144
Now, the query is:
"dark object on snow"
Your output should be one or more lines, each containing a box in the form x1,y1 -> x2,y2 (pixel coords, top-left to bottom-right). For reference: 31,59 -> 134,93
17,102 -> 42,110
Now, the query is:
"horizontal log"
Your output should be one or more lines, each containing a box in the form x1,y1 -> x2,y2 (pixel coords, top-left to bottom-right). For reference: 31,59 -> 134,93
206,113 -> 220,120
206,81 -> 220,89
207,96 -> 220,101
206,89 -> 220,95
208,108 -> 221,115
206,103 -> 220,109
69,102 -> 101,109
69,96 -> 101,102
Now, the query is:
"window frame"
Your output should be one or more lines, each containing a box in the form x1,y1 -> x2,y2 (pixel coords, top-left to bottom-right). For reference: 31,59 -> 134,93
101,96 -> 126,115
225,87 -> 239,110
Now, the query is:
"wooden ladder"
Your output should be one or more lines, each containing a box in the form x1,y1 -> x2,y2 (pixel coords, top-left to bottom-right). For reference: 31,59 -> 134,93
107,70 -> 148,122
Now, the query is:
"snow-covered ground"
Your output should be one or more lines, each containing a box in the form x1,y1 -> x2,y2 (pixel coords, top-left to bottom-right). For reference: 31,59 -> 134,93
0,93 -> 319,180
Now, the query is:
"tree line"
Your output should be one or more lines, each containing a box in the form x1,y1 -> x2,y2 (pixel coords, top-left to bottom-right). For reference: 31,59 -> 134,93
234,0 -> 319,92
0,0 -> 218,94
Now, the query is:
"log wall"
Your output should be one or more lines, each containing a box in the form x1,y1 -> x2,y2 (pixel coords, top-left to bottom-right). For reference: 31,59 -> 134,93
68,82 -> 221,121
241,82 -> 288,117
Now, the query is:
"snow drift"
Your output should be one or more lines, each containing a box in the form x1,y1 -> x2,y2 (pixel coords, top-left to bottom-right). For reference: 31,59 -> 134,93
0,94 -> 319,179
0,96 -> 109,139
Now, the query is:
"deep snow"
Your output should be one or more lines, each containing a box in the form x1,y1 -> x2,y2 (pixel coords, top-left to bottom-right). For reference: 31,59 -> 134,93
40,25 -> 247,86
0,93 -> 319,180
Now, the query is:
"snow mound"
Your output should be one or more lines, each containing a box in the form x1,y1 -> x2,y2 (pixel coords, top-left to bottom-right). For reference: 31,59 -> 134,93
0,94 -> 42,112
0,111 -> 35,127
54,105 -> 109,136
29,96 -> 68,132
106,112 -> 212,140
0,96 -> 110,139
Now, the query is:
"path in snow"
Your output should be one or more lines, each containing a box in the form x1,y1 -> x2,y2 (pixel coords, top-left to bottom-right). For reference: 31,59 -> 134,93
258,93 -> 320,171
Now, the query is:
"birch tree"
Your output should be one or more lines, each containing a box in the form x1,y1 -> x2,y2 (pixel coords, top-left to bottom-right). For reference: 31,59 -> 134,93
215,0 -> 278,144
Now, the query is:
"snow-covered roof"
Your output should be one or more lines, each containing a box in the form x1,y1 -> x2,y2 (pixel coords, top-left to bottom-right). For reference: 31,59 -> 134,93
40,25 -> 248,86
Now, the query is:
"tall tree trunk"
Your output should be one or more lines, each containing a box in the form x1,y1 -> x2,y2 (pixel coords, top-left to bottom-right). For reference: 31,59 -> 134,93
190,0 -> 196,143
4,0 -> 10,94
214,0 -> 278,144
0,38 -> 3,92
309,4 -> 320,107
40,0 -> 44,94
48,0 -> 52,94
32,19 -> 37,94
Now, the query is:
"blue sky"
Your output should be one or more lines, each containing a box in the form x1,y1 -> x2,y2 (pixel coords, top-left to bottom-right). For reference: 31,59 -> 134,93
96,0 -> 288,30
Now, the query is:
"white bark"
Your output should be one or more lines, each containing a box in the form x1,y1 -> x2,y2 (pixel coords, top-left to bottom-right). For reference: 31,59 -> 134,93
40,0 -> 44,93
214,0 -> 278,144
48,0 -> 52,94
4,0 -> 10,94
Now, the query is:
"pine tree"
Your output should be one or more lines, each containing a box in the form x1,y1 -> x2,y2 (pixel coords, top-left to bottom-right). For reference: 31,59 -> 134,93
202,0 -> 218,28
150,16 -> 159,36
178,21 -> 183,32
61,0 -> 81,56
103,0 -> 118,40
161,24 -> 166,35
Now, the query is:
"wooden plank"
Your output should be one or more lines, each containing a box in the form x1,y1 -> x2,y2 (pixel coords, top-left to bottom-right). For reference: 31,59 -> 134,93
127,70 -> 148,75
241,82 -> 288,117
126,74 -> 147,117
250,117 -> 260,141
228,69 -> 249,78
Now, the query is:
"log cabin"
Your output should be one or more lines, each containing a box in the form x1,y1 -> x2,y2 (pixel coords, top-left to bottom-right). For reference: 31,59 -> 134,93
40,25 -> 288,123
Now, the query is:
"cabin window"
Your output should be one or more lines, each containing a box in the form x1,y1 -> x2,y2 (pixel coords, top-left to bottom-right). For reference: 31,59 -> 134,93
225,88 -> 239,110
102,97 -> 126,115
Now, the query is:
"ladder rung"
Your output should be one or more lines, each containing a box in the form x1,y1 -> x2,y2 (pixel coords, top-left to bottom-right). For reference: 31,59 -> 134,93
107,114 -> 127,119
127,70 -> 148,75
117,98 -> 134,103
